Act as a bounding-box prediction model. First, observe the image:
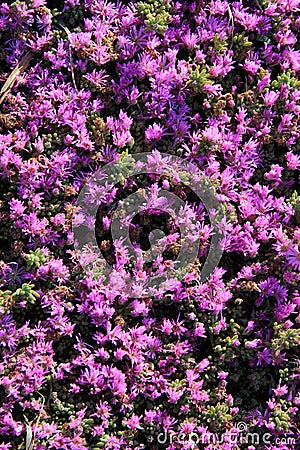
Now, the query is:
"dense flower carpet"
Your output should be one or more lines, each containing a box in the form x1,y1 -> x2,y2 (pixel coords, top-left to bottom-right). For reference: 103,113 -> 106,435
0,0 -> 299,449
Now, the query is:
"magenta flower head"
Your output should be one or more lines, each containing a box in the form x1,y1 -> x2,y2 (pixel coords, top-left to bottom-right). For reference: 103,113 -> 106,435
72,151 -> 225,297
1,0 -> 300,447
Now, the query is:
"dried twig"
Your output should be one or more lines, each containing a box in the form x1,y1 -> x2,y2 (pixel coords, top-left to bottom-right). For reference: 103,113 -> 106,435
0,51 -> 31,106
227,5 -> 235,49
24,415 -> 33,450
254,0 -> 263,11
24,393 -> 45,450
56,20 -> 78,91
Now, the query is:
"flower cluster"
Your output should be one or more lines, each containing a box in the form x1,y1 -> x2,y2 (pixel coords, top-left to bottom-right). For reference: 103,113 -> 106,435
0,0 -> 300,449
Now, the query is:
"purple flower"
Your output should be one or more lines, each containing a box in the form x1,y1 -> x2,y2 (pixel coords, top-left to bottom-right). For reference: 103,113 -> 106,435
145,123 -> 166,141
256,348 -> 273,366
285,245 -> 300,269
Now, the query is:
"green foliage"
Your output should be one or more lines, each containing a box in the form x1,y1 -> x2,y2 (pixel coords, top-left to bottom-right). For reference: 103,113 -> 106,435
212,33 -> 229,54
136,0 -> 171,35
232,32 -> 253,49
12,282 -> 40,304
271,70 -> 300,91
206,403 -> 232,425
271,401 -> 291,431
270,322 -> 300,352
24,249 -> 46,269
0,282 -> 39,312
287,190 -> 300,223
187,66 -> 212,93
